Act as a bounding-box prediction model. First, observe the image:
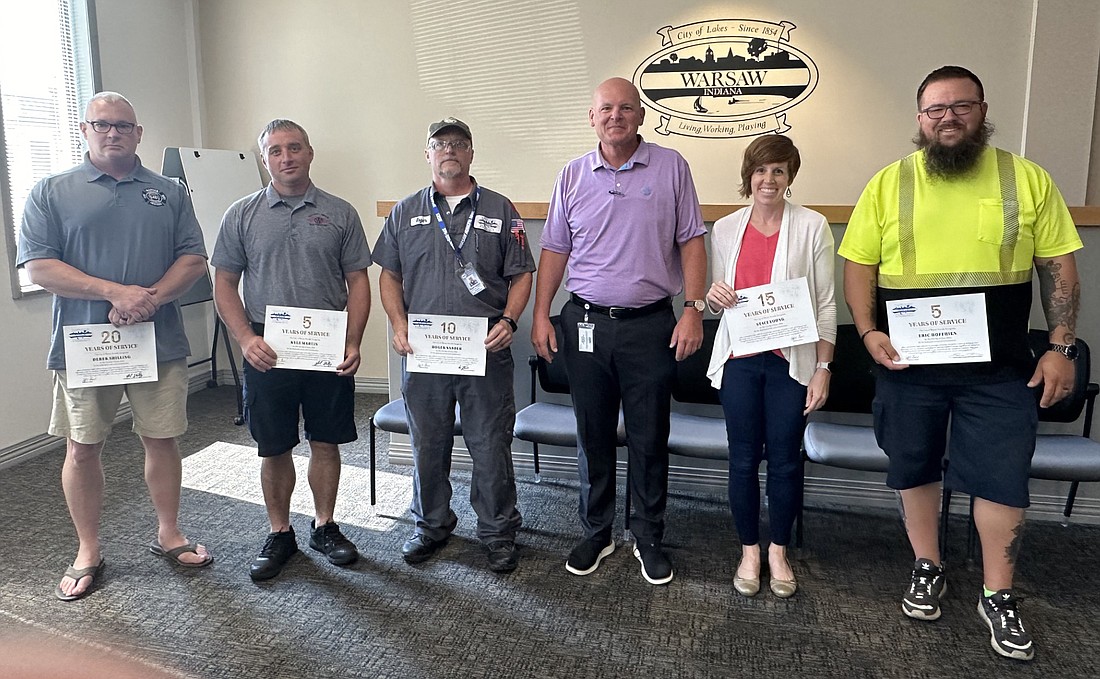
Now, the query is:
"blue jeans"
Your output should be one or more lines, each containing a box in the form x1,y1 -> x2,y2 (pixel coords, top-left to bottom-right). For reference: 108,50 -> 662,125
718,352 -> 807,546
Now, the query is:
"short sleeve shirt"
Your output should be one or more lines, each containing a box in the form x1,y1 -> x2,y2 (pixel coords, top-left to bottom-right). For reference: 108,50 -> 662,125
373,182 -> 535,317
17,156 -> 207,369
541,139 -> 706,307
211,183 -> 373,323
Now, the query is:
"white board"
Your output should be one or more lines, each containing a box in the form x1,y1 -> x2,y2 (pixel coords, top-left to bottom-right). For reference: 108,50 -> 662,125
162,147 -> 263,260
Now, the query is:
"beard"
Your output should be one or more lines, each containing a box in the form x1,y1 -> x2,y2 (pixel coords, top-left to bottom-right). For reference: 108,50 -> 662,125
914,119 -> 994,178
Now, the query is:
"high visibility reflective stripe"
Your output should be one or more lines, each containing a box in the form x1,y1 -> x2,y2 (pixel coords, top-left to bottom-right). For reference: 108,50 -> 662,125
886,150 -> 1023,289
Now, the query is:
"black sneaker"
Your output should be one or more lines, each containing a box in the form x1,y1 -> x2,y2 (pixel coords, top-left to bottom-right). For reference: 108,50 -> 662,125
632,541 -> 674,585
249,528 -> 298,581
486,540 -> 519,573
978,590 -> 1035,661
401,533 -> 448,564
309,520 -> 359,566
565,536 -> 615,576
902,558 -> 947,620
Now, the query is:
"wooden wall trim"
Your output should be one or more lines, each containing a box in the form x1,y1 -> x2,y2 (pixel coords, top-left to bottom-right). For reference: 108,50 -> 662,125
377,202 -> 1100,226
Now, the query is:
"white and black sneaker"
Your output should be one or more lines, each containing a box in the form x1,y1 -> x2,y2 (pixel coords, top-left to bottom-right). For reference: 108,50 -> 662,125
632,541 -> 674,585
978,590 -> 1034,661
902,558 -> 947,620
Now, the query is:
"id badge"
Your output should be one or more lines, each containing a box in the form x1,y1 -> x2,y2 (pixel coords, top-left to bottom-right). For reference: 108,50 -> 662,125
458,262 -> 486,295
578,322 -> 595,353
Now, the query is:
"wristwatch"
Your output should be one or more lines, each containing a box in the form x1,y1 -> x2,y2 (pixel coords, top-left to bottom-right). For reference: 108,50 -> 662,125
815,361 -> 832,372
684,300 -> 706,312
1048,342 -> 1079,361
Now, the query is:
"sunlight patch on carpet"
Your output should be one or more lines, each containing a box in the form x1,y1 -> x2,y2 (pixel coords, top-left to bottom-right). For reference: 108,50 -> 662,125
182,441 -> 409,532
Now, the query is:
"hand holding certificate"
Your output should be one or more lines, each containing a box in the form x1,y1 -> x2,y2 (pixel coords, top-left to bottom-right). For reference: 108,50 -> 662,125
63,321 -> 158,388
264,306 -> 348,372
406,314 -> 488,376
885,293 -> 990,364
725,277 -> 820,355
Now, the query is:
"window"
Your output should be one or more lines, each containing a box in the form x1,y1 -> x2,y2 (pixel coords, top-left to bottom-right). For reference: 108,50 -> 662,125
1,0 -> 98,297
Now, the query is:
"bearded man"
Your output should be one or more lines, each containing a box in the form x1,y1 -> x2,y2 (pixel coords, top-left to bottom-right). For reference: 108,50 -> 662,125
838,65 -> 1082,662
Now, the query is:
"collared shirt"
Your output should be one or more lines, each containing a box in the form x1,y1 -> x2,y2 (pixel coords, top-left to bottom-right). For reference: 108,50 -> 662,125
18,155 -> 207,370
541,139 -> 706,307
373,181 -> 535,317
211,183 -> 373,323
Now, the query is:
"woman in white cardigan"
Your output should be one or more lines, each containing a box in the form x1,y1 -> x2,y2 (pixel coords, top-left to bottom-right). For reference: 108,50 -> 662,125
705,135 -> 836,598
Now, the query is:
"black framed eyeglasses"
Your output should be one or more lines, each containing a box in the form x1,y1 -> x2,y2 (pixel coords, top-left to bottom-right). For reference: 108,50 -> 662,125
86,120 -> 137,134
919,101 -> 982,119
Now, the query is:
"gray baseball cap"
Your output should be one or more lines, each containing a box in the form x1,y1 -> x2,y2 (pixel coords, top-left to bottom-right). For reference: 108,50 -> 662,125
427,117 -> 472,142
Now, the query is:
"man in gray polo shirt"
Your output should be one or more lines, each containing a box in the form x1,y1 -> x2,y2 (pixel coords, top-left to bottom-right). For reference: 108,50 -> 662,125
212,119 -> 372,582
18,91 -> 212,601
374,117 -> 534,572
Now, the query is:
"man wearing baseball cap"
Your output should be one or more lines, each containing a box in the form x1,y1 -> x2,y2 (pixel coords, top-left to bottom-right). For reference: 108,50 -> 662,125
373,117 -> 535,572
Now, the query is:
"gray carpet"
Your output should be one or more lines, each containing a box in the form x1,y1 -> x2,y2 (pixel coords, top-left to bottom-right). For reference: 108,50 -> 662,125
0,385 -> 1096,678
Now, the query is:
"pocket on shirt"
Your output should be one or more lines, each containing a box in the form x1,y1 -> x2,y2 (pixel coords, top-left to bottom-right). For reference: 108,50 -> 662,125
976,199 -> 1018,245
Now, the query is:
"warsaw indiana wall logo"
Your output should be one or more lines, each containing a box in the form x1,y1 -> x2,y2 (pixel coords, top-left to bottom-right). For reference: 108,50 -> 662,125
633,19 -> 818,139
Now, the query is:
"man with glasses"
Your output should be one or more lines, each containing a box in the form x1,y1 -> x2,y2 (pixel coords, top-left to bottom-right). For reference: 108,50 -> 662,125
840,65 -> 1082,661
18,91 -> 212,601
373,118 -> 534,572
212,119 -> 372,581
532,78 -> 707,585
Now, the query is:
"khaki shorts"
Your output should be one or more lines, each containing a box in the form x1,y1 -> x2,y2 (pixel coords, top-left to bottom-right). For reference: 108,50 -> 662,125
50,359 -> 190,444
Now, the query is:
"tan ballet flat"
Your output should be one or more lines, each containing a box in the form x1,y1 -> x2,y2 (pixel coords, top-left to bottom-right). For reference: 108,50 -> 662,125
770,575 -> 798,598
734,574 -> 761,597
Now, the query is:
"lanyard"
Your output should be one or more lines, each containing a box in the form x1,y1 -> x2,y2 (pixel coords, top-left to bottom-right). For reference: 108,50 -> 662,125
431,187 -> 480,263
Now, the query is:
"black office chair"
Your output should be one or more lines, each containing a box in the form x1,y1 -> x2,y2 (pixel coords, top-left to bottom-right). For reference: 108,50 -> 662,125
802,324 -> 952,552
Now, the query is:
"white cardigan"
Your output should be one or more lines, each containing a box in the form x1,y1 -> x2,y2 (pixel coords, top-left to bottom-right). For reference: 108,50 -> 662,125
706,201 -> 837,389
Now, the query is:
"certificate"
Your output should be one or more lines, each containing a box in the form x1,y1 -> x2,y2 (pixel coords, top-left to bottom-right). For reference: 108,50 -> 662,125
406,314 -> 488,376
885,293 -> 991,364
63,322 -> 158,388
726,277 -> 820,355
264,306 -> 347,372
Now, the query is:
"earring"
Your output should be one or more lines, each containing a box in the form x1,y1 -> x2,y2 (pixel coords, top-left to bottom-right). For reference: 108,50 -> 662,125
785,187 -> 792,198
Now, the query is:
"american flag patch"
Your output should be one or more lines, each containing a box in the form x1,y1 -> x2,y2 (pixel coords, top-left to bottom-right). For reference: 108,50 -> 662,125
510,219 -> 526,248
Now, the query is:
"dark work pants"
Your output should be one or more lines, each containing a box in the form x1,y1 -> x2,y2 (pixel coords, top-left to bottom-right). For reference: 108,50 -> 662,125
560,301 -> 677,544
718,352 -> 807,546
402,348 -> 522,542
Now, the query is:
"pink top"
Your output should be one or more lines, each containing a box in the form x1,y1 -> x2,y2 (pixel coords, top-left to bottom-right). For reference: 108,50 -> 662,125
731,223 -> 783,359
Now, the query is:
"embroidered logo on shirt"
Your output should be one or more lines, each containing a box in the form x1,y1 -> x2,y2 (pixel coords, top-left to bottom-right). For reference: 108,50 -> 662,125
641,186 -> 653,197
410,215 -> 431,226
474,216 -> 502,233
142,188 -> 168,206
307,214 -> 331,226
510,219 -> 526,248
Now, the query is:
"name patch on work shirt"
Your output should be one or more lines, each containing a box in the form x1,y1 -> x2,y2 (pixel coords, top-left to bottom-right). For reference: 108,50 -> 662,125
410,215 -> 431,227
474,216 -> 502,233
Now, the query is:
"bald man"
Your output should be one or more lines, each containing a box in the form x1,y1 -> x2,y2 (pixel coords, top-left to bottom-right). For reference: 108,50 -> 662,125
532,77 -> 707,585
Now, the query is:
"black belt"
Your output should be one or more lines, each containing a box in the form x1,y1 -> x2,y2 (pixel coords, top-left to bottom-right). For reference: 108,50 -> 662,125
570,293 -> 671,319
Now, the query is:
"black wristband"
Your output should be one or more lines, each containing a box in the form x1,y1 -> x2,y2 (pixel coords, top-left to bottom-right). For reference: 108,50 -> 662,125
859,328 -> 877,340
501,316 -> 518,332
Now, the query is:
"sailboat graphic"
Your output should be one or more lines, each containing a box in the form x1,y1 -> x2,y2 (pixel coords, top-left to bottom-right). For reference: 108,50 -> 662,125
693,96 -> 708,113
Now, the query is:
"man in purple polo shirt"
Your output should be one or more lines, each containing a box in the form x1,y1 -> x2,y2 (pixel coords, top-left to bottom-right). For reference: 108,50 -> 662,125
532,77 -> 707,585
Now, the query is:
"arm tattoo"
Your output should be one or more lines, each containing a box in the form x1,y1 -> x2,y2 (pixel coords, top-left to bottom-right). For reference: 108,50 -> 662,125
1005,520 -> 1025,565
1036,259 -> 1080,341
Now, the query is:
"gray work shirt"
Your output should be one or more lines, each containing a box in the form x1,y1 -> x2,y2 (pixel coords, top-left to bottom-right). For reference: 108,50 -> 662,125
373,182 -> 535,317
211,183 -> 373,322
17,155 -> 207,370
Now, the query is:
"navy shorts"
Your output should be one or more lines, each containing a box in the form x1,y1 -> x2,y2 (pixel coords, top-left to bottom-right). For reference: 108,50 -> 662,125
872,377 -> 1037,508
243,362 -> 357,457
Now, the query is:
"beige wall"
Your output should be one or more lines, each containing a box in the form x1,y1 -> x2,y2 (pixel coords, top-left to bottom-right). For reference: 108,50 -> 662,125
3,0 -> 1100,454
